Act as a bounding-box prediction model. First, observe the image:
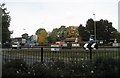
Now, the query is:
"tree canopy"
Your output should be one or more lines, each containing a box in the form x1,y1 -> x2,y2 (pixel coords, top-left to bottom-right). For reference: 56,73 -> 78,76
78,24 -> 90,41
36,28 -> 48,45
1,3 -> 11,44
21,33 -> 29,39
67,26 -> 79,38
47,21 -> 119,44
85,19 -> 118,42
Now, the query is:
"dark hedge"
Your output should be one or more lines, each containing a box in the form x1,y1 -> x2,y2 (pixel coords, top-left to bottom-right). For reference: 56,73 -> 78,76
2,58 -> 120,78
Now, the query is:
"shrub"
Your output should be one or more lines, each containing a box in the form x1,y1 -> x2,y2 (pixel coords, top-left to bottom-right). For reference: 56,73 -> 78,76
2,59 -> 28,78
2,58 -> 120,78
93,57 -> 120,78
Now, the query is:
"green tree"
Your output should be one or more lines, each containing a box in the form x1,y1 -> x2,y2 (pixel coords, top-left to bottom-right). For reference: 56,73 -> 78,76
58,26 -> 67,41
86,19 -> 94,36
110,31 -> 120,43
78,24 -> 90,41
86,19 -> 117,42
1,3 -> 11,44
47,28 -> 59,43
21,33 -> 29,39
48,26 -> 67,43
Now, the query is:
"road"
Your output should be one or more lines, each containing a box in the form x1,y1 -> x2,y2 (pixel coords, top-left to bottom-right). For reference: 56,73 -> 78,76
2,46 -> 120,52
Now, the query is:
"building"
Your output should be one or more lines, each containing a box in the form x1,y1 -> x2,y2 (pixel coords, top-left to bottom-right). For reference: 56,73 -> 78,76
11,37 -> 22,43
118,1 -> 120,32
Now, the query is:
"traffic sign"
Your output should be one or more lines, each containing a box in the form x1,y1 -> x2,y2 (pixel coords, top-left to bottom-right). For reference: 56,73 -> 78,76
89,36 -> 94,43
83,35 -> 98,59
84,43 -> 98,50
91,43 -> 98,50
83,42 -> 98,59
83,43 -> 89,50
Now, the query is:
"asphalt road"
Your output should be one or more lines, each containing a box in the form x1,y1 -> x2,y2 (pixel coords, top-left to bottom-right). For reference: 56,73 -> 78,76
2,47 -> 120,52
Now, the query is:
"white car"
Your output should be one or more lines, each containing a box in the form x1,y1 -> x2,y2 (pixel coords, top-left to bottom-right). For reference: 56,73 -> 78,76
12,42 -> 21,49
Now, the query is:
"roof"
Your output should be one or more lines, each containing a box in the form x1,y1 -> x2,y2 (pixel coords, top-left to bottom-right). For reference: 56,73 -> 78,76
64,38 -> 76,42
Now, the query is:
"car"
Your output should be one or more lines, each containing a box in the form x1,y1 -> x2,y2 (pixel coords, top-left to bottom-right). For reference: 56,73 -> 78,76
3,42 -> 11,48
12,42 -> 21,49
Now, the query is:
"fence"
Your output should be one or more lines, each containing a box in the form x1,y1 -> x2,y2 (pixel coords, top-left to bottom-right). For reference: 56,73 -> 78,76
2,47 -> 120,64
2,46 -> 120,64
2,46 -> 120,78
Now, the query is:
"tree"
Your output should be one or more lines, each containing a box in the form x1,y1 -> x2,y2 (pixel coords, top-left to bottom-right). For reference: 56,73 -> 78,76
57,26 -> 67,41
86,19 -> 117,42
1,3 -> 11,44
97,20 -> 117,41
78,24 -> 90,41
47,26 -> 68,43
47,28 -> 59,43
110,31 -> 120,43
86,19 -> 94,36
36,28 -> 48,45
67,26 -> 79,38
21,33 -> 29,39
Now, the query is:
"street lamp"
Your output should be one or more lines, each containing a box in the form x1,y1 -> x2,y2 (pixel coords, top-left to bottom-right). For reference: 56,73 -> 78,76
93,14 -> 96,43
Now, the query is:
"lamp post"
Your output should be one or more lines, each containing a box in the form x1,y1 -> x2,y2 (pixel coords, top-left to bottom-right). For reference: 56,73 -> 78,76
93,14 -> 96,43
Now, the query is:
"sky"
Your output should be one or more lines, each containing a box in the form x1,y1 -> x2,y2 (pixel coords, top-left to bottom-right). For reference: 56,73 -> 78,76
1,0 -> 120,38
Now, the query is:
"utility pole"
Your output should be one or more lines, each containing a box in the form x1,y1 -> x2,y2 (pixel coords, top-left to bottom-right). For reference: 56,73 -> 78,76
93,14 -> 96,43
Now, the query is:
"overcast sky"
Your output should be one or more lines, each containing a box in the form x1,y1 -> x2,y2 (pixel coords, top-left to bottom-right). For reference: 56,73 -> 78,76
1,0 -> 120,38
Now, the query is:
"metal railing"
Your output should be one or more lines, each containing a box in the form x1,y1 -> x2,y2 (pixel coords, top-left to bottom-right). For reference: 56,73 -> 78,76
2,46 -> 120,64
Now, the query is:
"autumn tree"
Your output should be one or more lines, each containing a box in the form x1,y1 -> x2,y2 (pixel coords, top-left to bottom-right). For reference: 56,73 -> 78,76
36,28 -> 48,45
67,26 -> 79,38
